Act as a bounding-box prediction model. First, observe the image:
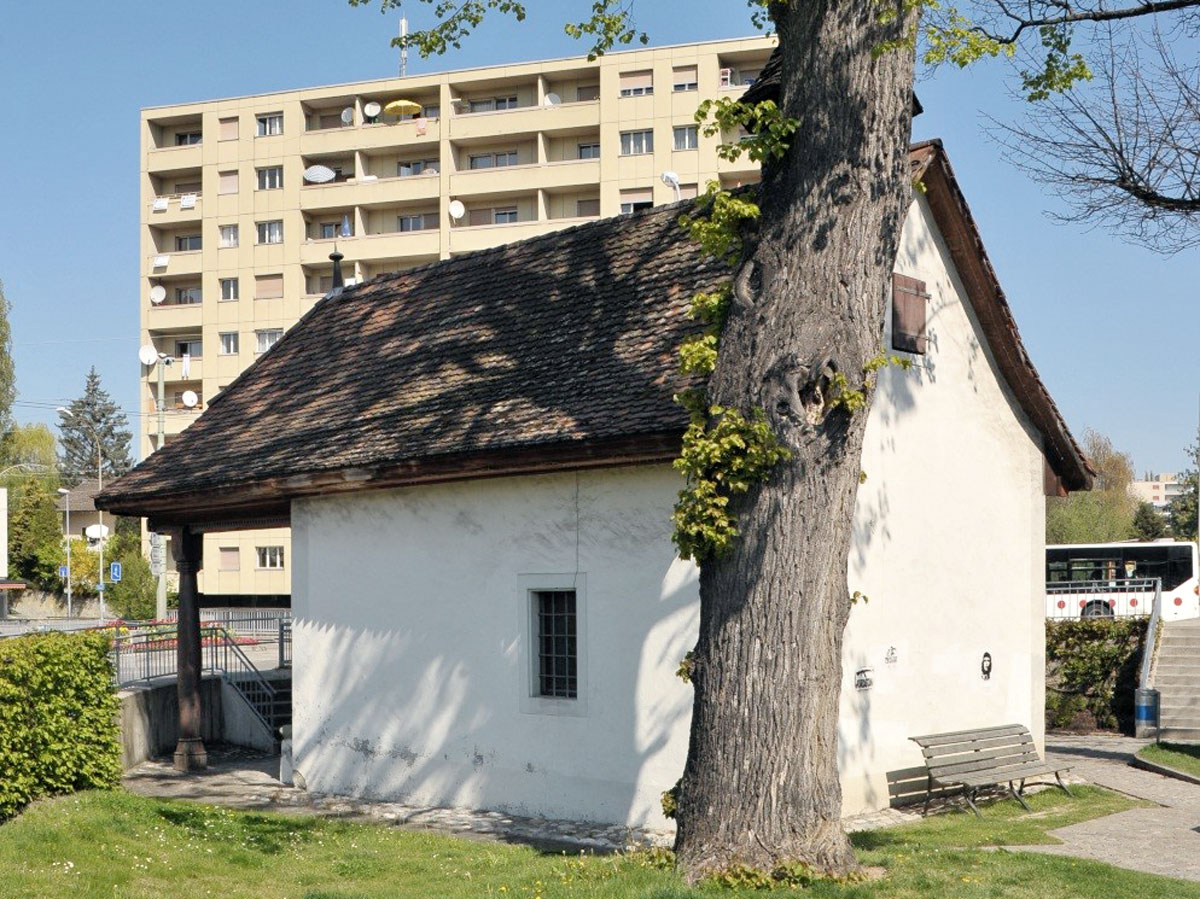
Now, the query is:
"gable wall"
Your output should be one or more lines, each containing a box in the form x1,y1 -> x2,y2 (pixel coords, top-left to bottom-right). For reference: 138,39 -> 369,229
289,193 -> 1048,828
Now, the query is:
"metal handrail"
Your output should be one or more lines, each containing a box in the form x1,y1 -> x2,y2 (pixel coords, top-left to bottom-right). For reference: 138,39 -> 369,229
1140,580 -> 1164,690
204,626 -> 278,732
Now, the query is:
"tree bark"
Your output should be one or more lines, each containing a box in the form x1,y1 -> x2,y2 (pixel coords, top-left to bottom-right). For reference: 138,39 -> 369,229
674,1 -> 916,880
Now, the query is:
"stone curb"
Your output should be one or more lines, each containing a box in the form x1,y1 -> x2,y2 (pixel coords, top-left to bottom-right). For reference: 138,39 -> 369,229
1129,755 -> 1200,787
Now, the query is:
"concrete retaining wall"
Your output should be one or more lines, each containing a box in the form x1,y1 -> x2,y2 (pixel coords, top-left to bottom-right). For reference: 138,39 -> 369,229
118,675 -> 282,769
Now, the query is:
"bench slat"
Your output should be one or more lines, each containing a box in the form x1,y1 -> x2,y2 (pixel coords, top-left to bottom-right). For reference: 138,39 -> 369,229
911,724 -> 1030,747
922,734 -> 1036,758
931,750 -> 1042,779
946,762 -> 1068,788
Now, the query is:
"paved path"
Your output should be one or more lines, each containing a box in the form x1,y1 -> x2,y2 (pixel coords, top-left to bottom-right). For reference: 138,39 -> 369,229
1014,734 -> 1200,881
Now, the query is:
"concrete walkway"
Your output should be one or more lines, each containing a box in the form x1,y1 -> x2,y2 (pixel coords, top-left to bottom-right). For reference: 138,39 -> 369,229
1017,734 -> 1200,882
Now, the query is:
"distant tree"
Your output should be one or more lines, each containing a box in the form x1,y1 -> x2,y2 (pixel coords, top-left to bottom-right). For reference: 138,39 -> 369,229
0,423 -> 59,511
1046,430 -> 1136,543
9,482 -> 64,590
1167,453 -> 1198,542
105,550 -> 155,620
57,368 -> 132,485
1132,502 -> 1167,541
65,537 -> 99,598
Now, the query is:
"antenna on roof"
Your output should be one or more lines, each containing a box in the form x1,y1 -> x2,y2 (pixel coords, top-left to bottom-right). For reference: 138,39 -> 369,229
399,6 -> 409,78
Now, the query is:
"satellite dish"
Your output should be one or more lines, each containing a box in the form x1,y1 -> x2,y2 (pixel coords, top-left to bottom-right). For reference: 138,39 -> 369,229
84,524 -> 109,540
448,199 -> 466,221
138,344 -> 159,366
364,101 -> 382,118
181,390 -> 199,409
149,285 -> 167,305
340,107 -> 354,125
661,171 -> 681,187
543,92 -> 562,107
304,164 -> 337,184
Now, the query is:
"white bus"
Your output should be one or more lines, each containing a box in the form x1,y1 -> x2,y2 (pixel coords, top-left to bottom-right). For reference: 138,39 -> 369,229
1046,541 -> 1200,621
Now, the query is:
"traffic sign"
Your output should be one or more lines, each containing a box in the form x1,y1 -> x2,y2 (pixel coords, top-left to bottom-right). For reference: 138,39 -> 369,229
58,566 -> 69,579
110,562 -> 122,582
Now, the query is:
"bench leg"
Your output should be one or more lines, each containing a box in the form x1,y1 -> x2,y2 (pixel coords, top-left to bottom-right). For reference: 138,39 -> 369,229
1008,781 -> 1032,812
964,788 -> 982,818
924,773 -> 933,816
1055,771 -> 1073,798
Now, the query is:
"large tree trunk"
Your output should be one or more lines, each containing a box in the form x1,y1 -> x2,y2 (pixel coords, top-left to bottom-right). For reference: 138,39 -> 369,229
674,1 -> 916,880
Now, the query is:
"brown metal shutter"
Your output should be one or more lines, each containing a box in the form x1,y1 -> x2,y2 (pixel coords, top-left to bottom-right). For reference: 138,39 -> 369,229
892,273 -> 928,354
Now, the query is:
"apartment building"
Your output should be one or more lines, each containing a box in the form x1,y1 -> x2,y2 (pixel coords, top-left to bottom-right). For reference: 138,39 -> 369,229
139,35 -> 774,599
1130,472 -> 1186,512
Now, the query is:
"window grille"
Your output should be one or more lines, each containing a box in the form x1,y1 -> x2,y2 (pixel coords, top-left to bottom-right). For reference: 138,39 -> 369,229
535,590 -> 577,699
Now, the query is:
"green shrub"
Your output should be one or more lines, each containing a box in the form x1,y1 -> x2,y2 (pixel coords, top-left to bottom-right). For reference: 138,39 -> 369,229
1046,619 -> 1147,733
0,631 -> 122,820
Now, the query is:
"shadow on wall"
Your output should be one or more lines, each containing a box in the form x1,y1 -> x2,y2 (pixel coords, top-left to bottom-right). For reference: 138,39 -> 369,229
290,542 -> 696,829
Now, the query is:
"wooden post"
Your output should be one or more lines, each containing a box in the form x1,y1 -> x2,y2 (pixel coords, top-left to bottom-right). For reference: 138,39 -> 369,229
171,526 -> 207,771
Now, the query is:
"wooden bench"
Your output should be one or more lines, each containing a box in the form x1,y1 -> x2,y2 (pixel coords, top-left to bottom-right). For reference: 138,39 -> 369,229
909,724 -> 1072,817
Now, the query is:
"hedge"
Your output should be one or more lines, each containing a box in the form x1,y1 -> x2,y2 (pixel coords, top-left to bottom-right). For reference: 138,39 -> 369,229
1046,618 -> 1148,734
0,631 -> 122,821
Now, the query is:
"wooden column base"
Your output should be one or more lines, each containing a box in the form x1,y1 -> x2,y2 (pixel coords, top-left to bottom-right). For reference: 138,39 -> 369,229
173,738 -> 208,772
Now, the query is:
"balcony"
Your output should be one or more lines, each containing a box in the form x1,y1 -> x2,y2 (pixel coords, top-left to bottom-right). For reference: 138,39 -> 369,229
147,192 -> 202,225
300,173 -> 441,211
302,117 -> 441,155
449,220 -> 548,254
147,250 -> 202,278
146,142 -> 202,173
450,162 -> 547,197
449,103 -> 592,141
356,229 -> 442,261
531,158 -> 600,192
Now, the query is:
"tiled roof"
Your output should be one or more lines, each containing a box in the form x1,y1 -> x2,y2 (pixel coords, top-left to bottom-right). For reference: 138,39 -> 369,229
55,478 -> 101,514
98,142 -> 1091,522
100,201 -> 726,519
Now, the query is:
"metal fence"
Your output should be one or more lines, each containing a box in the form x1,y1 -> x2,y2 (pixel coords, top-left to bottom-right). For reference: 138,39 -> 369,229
165,607 -> 291,637
1046,578 -> 1161,619
109,620 -> 292,688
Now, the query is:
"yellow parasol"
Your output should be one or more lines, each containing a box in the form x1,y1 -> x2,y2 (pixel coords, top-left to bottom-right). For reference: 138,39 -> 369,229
384,99 -> 423,116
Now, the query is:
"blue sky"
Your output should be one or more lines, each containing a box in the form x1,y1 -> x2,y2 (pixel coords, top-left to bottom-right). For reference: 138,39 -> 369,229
1,1 -> 1196,474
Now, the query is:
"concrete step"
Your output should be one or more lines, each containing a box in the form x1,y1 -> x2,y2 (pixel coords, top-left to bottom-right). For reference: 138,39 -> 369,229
1156,663 -> 1200,675
1156,726 -> 1200,743
1160,697 -> 1200,713
1153,672 -> 1200,686
1159,641 -> 1200,654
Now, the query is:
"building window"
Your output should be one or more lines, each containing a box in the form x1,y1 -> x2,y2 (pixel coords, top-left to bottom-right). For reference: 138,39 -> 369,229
319,222 -> 339,240
255,274 -> 284,299
679,183 -> 699,201
619,188 -> 653,214
218,547 -> 240,571
256,112 -> 283,136
618,70 -> 653,97
619,130 -> 654,155
256,546 -> 285,569
892,273 -> 929,354
175,338 -> 202,358
398,212 -> 437,231
576,198 -> 600,217
576,84 -> 600,102
256,220 -> 283,244
219,224 -> 239,248
422,104 -> 440,118
577,142 -> 600,160
255,328 -> 283,353
673,125 -> 699,151
397,159 -> 438,177
256,166 -> 283,190
174,179 -> 202,195
173,287 -> 202,306
469,150 -> 518,169
219,277 -> 239,301
175,234 -> 202,252
533,590 -> 577,699
218,332 -> 239,355
494,207 -> 518,224
673,65 -> 698,92
175,130 -> 202,146
468,96 -> 518,112
218,170 -> 239,195
218,117 -> 238,141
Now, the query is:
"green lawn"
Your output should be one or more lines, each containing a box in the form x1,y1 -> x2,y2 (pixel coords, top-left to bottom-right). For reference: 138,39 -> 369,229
1138,742 -> 1200,779
0,786 -> 1190,898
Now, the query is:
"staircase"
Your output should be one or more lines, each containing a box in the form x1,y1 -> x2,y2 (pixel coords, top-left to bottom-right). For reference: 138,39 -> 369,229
1156,618 -> 1200,742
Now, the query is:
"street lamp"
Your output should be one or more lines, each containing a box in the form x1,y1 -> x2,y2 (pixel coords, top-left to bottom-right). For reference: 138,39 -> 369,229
140,346 -> 174,619
56,407 -> 106,622
56,487 -> 72,618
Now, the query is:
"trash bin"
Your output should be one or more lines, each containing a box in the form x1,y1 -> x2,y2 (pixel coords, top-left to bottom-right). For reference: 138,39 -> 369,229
1134,687 -> 1159,738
